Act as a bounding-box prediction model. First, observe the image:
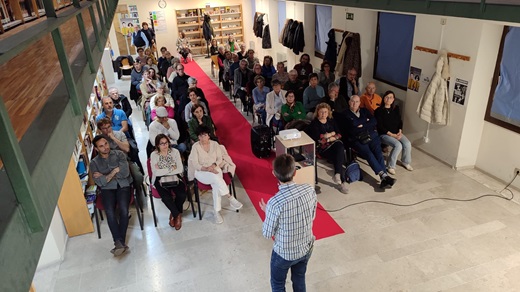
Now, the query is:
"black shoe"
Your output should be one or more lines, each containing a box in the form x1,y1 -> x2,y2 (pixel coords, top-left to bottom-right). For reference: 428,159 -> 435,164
380,176 -> 396,189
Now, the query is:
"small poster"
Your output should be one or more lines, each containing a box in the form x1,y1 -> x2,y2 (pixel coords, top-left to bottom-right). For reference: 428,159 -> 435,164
453,78 -> 468,105
149,11 -> 167,32
408,66 -> 421,92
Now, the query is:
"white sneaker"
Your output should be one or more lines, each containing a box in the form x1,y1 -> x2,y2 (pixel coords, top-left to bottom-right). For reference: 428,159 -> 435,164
339,182 -> 349,194
333,173 -> 342,185
229,196 -> 243,210
387,168 -> 396,175
215,211 -> 224,224
403,164 -> 414,171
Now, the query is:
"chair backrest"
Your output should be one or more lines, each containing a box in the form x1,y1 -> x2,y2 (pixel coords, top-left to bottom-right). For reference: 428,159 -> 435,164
121,58 -> 130,67
146,158 -> 162,199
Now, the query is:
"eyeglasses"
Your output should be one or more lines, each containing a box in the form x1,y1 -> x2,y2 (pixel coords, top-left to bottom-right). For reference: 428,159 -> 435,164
159,142 -> 169,146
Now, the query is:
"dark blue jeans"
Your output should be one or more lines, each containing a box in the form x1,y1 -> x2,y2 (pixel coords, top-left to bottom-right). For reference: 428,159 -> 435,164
100,187 -> 131,245
352,132 -> 386,175
319,141 -> 347,182
154,178 -> 187,218
270,248 -> 313,292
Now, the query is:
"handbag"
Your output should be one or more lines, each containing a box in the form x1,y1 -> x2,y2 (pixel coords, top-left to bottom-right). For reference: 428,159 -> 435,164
159,175 -> 179,188
356,131 -> 372,145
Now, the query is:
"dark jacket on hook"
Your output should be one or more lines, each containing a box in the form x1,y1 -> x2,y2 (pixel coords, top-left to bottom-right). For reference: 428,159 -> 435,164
286,20 -> 299,49
324,29 -> 337,67
202,14 -> 214,42
292,21 -> 305,55
254,13 -> 265,38
262,25 -> 272,49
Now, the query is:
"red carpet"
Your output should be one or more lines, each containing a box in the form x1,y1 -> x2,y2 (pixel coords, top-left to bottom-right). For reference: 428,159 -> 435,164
183,60 -> 344,240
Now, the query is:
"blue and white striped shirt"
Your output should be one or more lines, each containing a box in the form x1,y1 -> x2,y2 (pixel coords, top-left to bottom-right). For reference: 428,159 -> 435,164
262,182 -> 317,261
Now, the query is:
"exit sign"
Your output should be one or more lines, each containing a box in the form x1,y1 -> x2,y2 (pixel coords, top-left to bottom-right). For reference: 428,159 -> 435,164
346,12 -> 354,20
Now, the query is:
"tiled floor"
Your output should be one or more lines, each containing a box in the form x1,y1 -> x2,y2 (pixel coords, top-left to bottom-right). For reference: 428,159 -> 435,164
33,57 -> 520,291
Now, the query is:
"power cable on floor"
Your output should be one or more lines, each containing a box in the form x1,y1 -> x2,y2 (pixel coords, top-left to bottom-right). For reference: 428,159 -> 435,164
318,172 -> 518,213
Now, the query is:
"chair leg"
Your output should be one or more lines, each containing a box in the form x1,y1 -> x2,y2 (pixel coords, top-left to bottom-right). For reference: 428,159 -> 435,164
133,191 -> 144,230
231,178 -> 238,213
193,181 -> 202,220
185,184 -> 196,218
94,205 -> 101,239
149,191 -> 157,227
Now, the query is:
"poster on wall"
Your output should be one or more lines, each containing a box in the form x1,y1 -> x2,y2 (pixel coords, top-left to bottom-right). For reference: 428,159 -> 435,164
408,66 -> 421,92
452,78 -> 468,106
149,11 -> 167,32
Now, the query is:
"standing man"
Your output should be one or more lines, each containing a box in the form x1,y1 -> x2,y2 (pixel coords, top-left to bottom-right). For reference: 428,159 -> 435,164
171,63 -> 191,116
90,135 -> 133,256
260,154 -> 317,292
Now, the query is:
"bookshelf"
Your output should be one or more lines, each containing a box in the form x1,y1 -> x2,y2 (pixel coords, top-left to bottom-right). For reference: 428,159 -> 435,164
175,4 -> 243,56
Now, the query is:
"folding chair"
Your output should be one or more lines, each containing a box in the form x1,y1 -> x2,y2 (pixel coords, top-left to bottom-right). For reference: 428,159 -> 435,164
192,172 -> 237,220
93,185 -> 143,239
146,159 -> 198,227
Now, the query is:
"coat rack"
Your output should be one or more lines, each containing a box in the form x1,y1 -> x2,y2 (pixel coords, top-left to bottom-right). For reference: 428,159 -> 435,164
414,46 -> 470,61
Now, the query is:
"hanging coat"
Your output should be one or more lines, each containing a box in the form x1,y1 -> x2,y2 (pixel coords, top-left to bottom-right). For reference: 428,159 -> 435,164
254,13 -> 264,38
324,29 -> 337,66
335,32 -> 361,76
202,14 -> 214,42
292,21 -> 305,55
417,50 -> 450,125
281,19 -> 293,45
286,20 -> 299,49
262,25 -> 272,49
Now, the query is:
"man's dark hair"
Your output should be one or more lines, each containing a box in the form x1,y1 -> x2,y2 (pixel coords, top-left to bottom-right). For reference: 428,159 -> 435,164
137,47 -> 144,53
97,117 -> 112,129
309,73 -> 319,80
93,134 -> 109,148
196,125 -> 211,136
273,154 -> 296,183
271,79 -> 281,87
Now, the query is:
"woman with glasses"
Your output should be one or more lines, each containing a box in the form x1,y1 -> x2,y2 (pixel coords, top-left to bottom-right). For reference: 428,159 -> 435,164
150,134 -> 187,230
318,61 -> 335,90
188,126 -> 242,224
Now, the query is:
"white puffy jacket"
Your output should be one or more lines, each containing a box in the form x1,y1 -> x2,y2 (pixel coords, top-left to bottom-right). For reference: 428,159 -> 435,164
417,50 -> 450,125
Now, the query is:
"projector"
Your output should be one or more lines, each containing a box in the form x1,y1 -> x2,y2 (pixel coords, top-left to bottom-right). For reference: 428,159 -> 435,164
279,129 -> 301,140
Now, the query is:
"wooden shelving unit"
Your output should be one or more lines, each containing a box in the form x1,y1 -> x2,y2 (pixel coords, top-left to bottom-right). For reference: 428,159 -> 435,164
0,0 -> 79,33
175,4 -> 243,56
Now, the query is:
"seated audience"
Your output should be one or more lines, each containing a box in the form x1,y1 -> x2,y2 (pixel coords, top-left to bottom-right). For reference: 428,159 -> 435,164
248,63 -> 263,94
307,103 -> 349,194
227,35 -> 239,53
228,53 -> 240,81
360,82 -> 382,115
144,48 -> 157,65
148,68 -> 159,82
135,47 -> 147,66
261,55 -> 276,88
157,46 -> 168,79
188,77 -> 210,116
97,97 -> 129,133
318,61 -> 335,90
284,69 -> 304,103
338,68 -> 359,99
321,83 -> 348,114
246,49 -> 259,70
233,59 -> 252,112
143,56 -> 159,74
374,91 -> 413,174
252,76 -> 270,125
139,70 -> 158,107
109,87 -> 132,119
223,50 -> 233,91
281,90 -> 306,126
266,80 -> 286,133
149,106 -> 186,153
150,134 -> 187,230
272,62 -> 289,87
303,73 -> 325,119
188,126 -> 243,224
294,53 -> 313,84
340,95 -> 396,189
130,62 -> 143,102
150,82 -> 175,111
188,104 -> 217,142
237,43 -> 247,60
151,95 -> 175,120
184,88 -> 209,122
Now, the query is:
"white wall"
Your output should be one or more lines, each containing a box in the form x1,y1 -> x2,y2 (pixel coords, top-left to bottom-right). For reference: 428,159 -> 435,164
36,207 -> 67,269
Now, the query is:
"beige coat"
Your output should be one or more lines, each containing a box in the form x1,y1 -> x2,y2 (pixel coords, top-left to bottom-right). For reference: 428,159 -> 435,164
188,141 -> 236,181
417,50 -> 450,125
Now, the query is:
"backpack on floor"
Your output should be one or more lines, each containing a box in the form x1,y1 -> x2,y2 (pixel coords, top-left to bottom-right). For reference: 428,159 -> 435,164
345,161 -> 362,183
